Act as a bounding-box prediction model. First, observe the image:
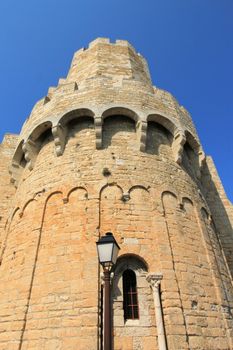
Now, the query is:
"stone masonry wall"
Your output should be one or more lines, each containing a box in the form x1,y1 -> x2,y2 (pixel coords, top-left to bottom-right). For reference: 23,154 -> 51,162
0,115 -> 232,349
0,134 -> 18,256
201,157 -> 233,278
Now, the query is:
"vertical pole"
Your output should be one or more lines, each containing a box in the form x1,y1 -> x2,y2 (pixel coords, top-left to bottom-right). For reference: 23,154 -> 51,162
103,269 -> 111,350
100,283 -> 104,350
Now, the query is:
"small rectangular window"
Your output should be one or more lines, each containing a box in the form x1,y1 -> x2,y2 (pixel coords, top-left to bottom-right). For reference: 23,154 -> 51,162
123,269 -> 139,320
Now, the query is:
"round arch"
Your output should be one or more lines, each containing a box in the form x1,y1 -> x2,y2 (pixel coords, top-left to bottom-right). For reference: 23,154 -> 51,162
12,139 -> 25,165
28,121 -> 52,142
114,253 -> 149,275
58,108 -> 95,127
102,107 -> 139,123
184,130 -> 200,153
147,113 -> 178,136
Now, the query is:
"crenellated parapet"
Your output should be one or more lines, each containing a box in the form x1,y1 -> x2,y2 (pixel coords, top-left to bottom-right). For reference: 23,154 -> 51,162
9,104 -> 205,187
9,37 -> 205,189
67,38 -> 152,86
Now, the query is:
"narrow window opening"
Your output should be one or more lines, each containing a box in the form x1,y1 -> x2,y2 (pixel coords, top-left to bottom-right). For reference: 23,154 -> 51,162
122,269 -> 139,320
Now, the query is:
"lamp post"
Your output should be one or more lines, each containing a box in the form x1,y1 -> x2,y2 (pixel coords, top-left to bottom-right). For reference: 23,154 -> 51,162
96,232 -> 120,350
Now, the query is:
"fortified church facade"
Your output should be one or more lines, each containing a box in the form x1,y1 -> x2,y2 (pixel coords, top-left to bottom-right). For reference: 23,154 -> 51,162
0,38 -> 233,350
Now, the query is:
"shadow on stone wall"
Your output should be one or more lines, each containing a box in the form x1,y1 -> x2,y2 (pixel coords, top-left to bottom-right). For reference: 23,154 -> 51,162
201,160 -> 233,278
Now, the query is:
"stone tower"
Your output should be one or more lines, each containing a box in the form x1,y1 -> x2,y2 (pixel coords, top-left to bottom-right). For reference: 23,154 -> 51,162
0,38 -> 232,350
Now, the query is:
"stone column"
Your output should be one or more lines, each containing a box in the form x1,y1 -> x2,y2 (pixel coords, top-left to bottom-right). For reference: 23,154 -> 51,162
146,273 -> 167,350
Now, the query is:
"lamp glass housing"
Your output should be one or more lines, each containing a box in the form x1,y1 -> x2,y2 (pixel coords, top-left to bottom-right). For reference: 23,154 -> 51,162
112,243 -> 119,265
96,232 -> 120,267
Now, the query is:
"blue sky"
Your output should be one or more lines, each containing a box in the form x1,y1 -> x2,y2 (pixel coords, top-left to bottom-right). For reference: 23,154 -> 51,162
0,0 -> 232,201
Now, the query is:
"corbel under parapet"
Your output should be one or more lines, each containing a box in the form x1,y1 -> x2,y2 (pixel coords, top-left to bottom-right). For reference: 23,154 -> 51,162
52,124 -> 67,156
95,117 -> 102,149
172,131 -> 186,164
22,139 -> 39,171
195,149 -> 205,179
9,161 -> 23,188
137,120 -> 147,152
198,149 -> 206,169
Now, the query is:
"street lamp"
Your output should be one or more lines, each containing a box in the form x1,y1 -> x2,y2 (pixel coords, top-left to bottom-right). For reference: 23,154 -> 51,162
96,232 -> 120,350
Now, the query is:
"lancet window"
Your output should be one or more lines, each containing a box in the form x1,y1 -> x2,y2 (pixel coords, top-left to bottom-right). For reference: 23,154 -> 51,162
122,269 -> 139,320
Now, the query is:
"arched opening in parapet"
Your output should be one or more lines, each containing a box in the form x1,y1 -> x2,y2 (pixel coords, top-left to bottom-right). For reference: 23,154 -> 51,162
29,121 -> 53,150
59,109 -> 95,151
10,140 -> 27,185
66,116 -> 94,137
181,131 -> 200,179
102,107 -> 139,123
59,108 -> 95,127
37,128 -> 53,149
181,141 -> 199,179
147,114 -> 176,135
65,116 -> 95,151
145,121 -> 172,157
21,122 -> 53,171
102,115 -> 136,149
13,140 -> 26,168
184,130 -> 200,153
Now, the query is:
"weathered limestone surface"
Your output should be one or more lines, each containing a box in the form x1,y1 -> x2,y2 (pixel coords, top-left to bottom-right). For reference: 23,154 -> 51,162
0,38 -> 232,350
0,134 -> 18,254
201,156 -> 233,277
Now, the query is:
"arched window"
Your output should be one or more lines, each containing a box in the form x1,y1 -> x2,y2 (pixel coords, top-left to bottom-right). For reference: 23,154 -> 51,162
122,269 -> 139,320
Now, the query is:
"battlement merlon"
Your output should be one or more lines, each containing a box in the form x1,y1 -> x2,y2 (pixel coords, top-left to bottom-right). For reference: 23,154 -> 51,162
66,37 -> 152,86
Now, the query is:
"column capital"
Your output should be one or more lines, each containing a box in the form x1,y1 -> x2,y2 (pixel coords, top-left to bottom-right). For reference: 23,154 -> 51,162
146,272 -> 163,289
